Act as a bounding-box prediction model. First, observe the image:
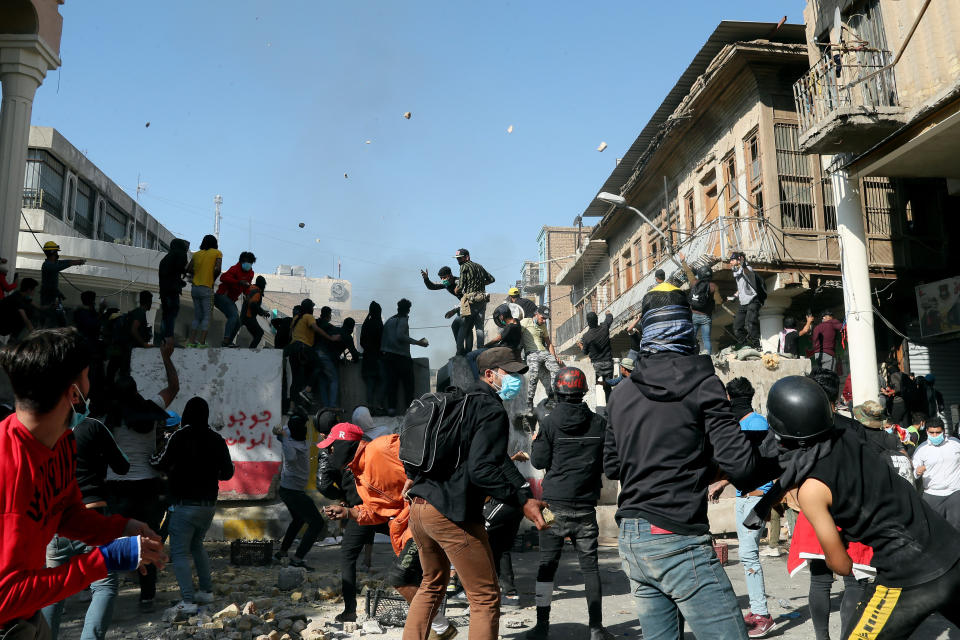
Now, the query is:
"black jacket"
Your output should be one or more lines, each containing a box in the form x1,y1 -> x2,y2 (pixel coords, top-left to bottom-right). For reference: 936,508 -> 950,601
74,418 -> 129,504
532,401 -> 605,509
581,313 -> 614,364
604,352 -> 773,535
152,424 -> 234,501
408,381 -> 531,523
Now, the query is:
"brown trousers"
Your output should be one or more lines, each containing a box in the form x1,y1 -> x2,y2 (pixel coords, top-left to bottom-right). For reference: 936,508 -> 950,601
403,500 -> 500,640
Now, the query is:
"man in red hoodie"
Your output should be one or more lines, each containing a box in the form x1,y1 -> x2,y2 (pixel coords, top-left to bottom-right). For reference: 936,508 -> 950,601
214,251 -> 256,347
0,328 -> 166,637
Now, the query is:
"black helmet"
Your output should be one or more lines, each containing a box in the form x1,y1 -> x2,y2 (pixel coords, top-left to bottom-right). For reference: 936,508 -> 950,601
695,265 -> 713,280
767,376 -> 835,446
554,367 -> 588,399
492,303 -> 513,327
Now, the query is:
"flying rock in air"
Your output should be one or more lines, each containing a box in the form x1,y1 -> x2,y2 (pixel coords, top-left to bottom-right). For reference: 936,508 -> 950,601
507,125 -> 514,134
298,222 -> 305,228
403,112 -> 412,120
344,173 -> 349,178
597,142 -> 608,152
145,122 -> 150,128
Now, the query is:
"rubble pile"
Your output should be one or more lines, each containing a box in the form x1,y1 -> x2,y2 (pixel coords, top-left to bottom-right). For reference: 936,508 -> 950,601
151,561 -> 381,640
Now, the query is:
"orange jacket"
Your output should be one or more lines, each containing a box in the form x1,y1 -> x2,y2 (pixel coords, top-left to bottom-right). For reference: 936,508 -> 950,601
347,434 -> 411,555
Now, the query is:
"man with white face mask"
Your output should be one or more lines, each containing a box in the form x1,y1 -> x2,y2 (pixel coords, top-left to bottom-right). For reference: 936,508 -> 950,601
913,417 -> 960,530
402,347 -> 548,640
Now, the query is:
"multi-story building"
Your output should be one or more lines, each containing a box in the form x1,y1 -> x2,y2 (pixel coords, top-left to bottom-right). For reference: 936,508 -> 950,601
532,225 -> 592,347
793,0 -> 960,421
16,126 -> 176,312
553,21 -> 942,369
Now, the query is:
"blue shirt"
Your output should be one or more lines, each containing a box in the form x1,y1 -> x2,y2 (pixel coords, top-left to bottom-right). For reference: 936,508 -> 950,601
736,412 -> 774,496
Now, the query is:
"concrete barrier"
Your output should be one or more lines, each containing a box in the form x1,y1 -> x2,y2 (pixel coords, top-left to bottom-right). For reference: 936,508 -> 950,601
131,348 -> 284,501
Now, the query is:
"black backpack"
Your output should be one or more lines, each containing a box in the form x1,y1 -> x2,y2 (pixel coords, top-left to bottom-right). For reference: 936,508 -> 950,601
750,267 -> 768,306
399,387 -> 481,476
688,279 -> 714,314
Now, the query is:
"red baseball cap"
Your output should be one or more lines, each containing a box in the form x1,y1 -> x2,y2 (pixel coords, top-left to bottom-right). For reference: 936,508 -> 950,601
317,422 -> 364,448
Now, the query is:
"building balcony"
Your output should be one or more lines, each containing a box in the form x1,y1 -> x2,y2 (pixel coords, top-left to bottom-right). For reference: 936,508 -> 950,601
555,239 -> 608,287
793,49 -> 907,154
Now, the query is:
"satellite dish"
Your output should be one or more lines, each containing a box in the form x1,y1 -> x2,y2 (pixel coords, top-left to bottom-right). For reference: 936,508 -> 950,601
830,6 -> 842,44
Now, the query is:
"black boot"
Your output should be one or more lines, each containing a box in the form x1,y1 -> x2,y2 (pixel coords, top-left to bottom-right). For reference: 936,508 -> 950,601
522,606 -> 550,640
589,627 -> 615,640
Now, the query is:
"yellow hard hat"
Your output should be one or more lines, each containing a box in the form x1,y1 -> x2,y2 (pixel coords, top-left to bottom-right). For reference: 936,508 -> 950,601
42,241 -> 60,252
508,287 -> 520,296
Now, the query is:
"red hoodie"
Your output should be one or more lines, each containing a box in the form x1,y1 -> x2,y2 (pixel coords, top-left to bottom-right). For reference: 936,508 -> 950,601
0,414 -> 128,624
215,263 -> 254,301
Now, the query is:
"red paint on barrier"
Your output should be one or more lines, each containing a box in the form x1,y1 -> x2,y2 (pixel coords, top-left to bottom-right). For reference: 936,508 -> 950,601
219,460 -> 281,498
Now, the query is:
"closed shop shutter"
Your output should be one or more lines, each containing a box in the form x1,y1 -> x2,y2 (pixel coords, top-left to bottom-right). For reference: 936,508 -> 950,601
907,330 -> 960,431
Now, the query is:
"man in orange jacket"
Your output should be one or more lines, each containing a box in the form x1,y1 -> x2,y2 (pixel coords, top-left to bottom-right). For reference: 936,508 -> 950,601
322,424 -> 457,640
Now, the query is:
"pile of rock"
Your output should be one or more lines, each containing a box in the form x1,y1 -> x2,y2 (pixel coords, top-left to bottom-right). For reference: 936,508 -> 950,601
156,567 -> 346,640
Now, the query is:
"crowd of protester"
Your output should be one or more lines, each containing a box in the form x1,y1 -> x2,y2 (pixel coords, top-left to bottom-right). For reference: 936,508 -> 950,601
2,240 -> 958,640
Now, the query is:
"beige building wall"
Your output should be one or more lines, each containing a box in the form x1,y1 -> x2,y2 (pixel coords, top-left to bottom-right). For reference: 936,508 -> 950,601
540,226 -> 590,346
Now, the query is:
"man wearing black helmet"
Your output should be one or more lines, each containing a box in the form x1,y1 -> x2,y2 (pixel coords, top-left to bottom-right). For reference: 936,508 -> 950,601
526,367 -> 613,640
421,266 -> 465,354
765,376 -> 960,639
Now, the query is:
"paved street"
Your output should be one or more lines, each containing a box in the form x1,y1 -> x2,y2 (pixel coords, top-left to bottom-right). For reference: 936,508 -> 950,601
52,536 -> 958,639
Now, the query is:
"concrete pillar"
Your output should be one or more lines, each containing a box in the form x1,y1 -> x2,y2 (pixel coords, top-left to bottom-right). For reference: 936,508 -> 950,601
759,298 -> 788,354
0,37 -> 60,269
824,156 -> 879,405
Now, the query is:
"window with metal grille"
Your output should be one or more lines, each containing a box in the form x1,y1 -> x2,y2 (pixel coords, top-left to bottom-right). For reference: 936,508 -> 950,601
74,180 -> 95,237
135,223 -> 146,248
23,149 -> 65,219
862,177 -> 897,236
744,131 -> 763,215
775,124 -> 815,229
822,180 -> 837,230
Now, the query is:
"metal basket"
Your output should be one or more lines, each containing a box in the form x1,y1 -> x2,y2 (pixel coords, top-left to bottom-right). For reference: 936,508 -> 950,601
229,539 -> 273,566
365,588 -> 446,627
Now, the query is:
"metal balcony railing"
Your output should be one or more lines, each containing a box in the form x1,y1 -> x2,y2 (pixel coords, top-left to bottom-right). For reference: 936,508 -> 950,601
793,49 -> 899,134
555,312 -> 585,347
556,216 -> 782,349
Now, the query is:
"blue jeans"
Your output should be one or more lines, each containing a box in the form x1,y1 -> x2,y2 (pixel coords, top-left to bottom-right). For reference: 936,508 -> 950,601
692,312 -> 712,355
315,351 -> 339,408
214,293 -> 240,345
618,517 -> 748,640
168,504 -> 216,603
41,536 -> 118,640
190,285 -> 214,332
735,495 -> 769,616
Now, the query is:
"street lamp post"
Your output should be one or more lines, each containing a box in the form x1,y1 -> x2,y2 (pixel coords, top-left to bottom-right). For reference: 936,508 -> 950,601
595,192 -> 684,271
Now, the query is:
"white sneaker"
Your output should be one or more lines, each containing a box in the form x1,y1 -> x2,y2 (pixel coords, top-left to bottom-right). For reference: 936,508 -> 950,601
175,601 -> 198,614
194,591 -> 214,604
759,547 -> 781,557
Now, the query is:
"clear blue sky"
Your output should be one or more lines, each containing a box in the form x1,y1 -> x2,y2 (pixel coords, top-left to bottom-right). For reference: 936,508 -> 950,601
32,1 -> 804,355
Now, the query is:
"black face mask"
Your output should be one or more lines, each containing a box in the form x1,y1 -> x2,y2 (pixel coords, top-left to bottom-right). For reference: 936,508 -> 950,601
329,439 -> 361,470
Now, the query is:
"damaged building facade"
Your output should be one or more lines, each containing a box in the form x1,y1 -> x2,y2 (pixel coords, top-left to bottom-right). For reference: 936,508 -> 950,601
549,19 -> 958,421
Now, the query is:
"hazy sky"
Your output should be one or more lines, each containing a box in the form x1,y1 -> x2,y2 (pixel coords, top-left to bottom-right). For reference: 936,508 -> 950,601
31,1 -> 804,359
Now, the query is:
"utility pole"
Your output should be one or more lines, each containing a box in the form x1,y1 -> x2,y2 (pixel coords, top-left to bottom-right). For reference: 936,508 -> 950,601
823,155 -> 879,406
213,194 -> 222,241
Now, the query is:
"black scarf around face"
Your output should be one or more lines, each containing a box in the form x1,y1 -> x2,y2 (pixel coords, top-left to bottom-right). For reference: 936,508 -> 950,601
742,438 -> 833,530
730,397 -> 755,421
330,439 -> 361,472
